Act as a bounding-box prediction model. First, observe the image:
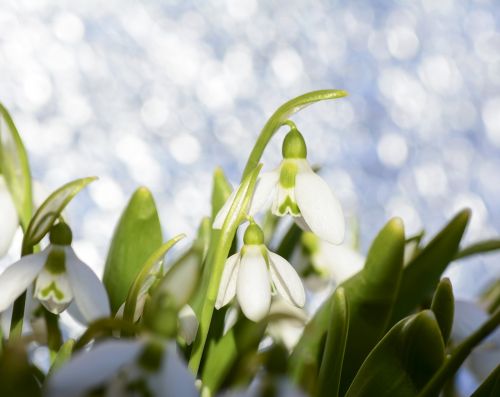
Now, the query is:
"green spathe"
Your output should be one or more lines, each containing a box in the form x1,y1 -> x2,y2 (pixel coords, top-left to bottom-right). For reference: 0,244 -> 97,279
103,187 -> 163,313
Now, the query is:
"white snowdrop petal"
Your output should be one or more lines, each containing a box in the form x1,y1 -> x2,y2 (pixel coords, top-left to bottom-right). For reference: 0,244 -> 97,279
45,339 -> 143,397
0,250 -> 47,312
248,171 -> 279,215
295,171 -> 345,244
237,248 -> 271,322
268,251 -> 305,307
293,216 -> 312,232
178,304 -> 199,345
0,177 -> 19,257
65,248 -> 110,323
162,343 -> 199,397
215,253 -> 240,309
213,187 -> 237,229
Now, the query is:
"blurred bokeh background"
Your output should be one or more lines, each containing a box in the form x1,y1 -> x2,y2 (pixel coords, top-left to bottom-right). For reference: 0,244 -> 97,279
1,0 -> 499,317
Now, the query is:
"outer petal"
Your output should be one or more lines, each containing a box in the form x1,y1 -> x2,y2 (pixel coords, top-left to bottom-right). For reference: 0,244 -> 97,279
295,171 -> 345,244
268,251 -> 305,307
215,253 -> 240,309
0,177 -> 19,257
0,250 -> 47,312
178,304 -> 199,345
65,248 -> 110,323
45,339 -> 143,397
160,343 -> 199,397
313,243 -> 365,284
236,247 -> 271,322
248,171 -> 279,216
213,187 -> 237,229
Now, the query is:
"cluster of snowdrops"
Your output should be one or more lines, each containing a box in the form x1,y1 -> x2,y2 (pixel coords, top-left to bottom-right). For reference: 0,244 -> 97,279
0,91 -> 498,397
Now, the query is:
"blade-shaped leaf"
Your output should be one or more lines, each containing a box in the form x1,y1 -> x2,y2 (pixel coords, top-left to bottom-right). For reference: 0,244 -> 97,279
390,209 -> 470,325
454,239 -> 500,260
0,103 -> 32,230
48,339 -> 75,377
430,278 -> 454,345
289,218 -> 405,394
103,187 -> 163,312
317,287 -> 349,397
211,167 -> 233,221
471,364 -> 500,397
345,310 -> 445,397
22,177 -> 97,253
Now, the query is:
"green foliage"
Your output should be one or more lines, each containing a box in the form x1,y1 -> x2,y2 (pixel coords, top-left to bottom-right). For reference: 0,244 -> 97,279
103,187 -> 163,312
430,278 -> 454,344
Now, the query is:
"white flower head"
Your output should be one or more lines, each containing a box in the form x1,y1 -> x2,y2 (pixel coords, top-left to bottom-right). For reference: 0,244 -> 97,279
214,125 -> 345,245
0,222 -> 110,323
0,175 -> 19,257
216,222 -> 306,322
45,338 -> 199,397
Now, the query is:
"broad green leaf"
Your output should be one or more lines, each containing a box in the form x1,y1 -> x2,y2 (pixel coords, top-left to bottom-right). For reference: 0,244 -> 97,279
241,89 -> 347,179
211,167 -> 232,221
345,310 -> 445,397
189,165 -> 261,373
418,308 -> 500,397
123,234 -> 186,323
0,103 -> 33,230
103,187 -> 163,312
317,287 -> 349,397
430,278 -> 454,344
390,209 -> 470,325
289,218 -> 405,394
22,177 -> 96,253
471,364 -> 500,397
48,339 -> 75,377
454,239 -> 500,260
276,222 -> 302,260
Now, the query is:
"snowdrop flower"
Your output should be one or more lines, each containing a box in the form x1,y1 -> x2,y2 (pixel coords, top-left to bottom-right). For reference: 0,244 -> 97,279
45,338 -> 199,397
216,222 -> 305,322
266,297 -> 308,351
451,300 -> 500,382
0,175 -> 19,257
0,222 -> 110,322
214,124 -> 345,245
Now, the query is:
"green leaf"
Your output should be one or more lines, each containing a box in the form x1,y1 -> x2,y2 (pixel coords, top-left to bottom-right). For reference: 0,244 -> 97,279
289,218 -> 405,394
103,187 -> 163,312
430,278 -> 454,345
317,287 -> 349,397
22,177 -> 97,253
48,339 -> 75,377
276,222 -> 302,260
0,103 -> 33,230
201,316 -> 266,394
345,310 -> 445,397
241,89 -> 347,180
454,239 -> 500,260
390,209 -> 470,325
471,364 -> 500,397
211,167 -> 233,221
123,234 -> 186,323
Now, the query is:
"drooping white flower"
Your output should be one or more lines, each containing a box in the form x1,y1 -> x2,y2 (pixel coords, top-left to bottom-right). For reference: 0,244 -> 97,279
0,222 -> 110,323
45,338 -> 199,397
216,223 -> 305,322
214,126 -> 345,245
266,297 -> 308,351
0,175 -> 19,258
451,300 -> 500,383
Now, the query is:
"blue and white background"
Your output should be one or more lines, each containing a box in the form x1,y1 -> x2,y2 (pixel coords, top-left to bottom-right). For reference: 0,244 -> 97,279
1,0 -> 499,307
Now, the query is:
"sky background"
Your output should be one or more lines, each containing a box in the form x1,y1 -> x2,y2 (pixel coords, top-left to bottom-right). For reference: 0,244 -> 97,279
1,0 -> 499,305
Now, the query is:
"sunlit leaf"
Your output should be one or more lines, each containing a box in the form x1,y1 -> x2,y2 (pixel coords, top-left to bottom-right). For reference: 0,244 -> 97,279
454,239 -> 500,260
430,278 -> 454,345
0,103 -> 32,230
103,187 -> 163,312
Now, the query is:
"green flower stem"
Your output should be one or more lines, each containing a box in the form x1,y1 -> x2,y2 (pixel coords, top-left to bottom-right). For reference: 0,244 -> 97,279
418,308 -> 500,397
74,318 -> 141,351
44,309 -> 63,360
241,89 -> 347,180
188,165 -> 262,374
